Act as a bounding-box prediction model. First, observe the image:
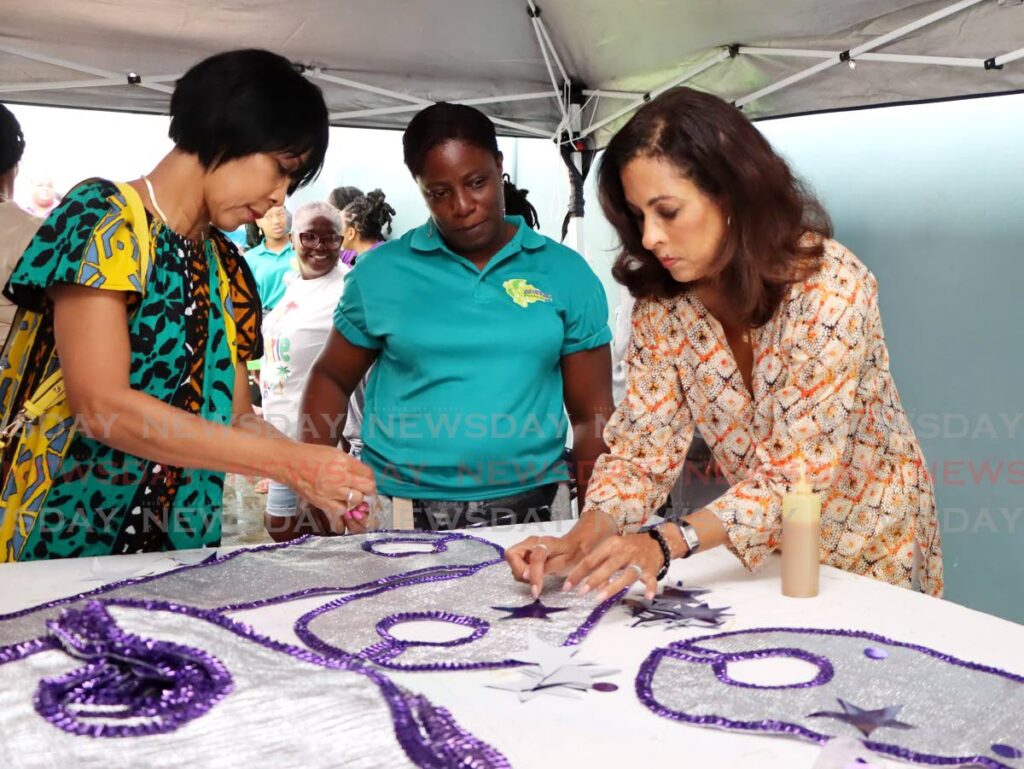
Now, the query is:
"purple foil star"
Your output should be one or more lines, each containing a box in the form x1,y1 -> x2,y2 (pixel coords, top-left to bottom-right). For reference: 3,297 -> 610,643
660,581 -> 711,603
491,599 -> 569,621
808,698 -> 915,738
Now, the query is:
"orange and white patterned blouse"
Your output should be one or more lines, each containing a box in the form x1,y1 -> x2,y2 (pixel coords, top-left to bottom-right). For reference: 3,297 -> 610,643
585,239 -> 943,596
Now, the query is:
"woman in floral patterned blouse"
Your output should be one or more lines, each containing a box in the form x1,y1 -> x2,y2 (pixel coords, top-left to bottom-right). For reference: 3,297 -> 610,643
508,87 -> 941,599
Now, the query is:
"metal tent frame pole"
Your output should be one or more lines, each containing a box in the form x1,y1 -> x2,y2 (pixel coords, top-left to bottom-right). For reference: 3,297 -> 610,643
734,0 -> 988,108
0,44 -> 176,95
738,47 -> 990,69
527,0 -> 572,133
522,1 -> 597,256
329,93 -> 558,122
577,49 -> 734,142
310,67 -> 552,138
0,1 -> 1018,143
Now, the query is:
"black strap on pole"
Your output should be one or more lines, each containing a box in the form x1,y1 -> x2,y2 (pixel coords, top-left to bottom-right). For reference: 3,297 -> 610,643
559,81 -> 595,243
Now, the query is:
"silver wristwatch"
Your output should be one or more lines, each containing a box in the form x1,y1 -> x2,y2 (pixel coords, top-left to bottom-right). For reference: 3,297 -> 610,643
675,520 -> 700,558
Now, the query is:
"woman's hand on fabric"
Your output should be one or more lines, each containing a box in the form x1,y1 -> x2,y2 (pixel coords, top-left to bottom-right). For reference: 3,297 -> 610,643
507,509 -> 622,597
278,444 -> 375,527
506,534 -> 586,598
562,533 -> 663,601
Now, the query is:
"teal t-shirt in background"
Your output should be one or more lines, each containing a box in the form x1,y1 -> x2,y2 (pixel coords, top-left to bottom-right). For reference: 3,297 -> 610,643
244,240 -> 296,312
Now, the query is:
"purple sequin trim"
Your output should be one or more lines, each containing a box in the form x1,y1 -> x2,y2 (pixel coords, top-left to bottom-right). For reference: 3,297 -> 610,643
711,647 -> 834,690
366,612 -> 490,664
593,682 -> 619,693
217,531 -> 504,613
865,647 -> 890,660
636,626 -> 1024,769
362,536 -> 449,558
0,537 -> 304,629
1,598 -> 509,767
294,569 -> 622,672
0,531 -> 505,640
35,602 -> 233,738
565,590 -> 626,646
295,569 -> 522,672
404,693 -> 512,769
0,636 -> 55,664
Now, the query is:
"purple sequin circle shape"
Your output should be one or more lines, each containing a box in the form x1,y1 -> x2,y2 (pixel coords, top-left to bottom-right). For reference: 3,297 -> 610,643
362,536 -> 449,558
34,602 -> 233,738
711,647 -> 835,690
991,745 -> 1023,759
377,612 -> 489,648
636,626 -> 1024,769
864,647 -> 890,660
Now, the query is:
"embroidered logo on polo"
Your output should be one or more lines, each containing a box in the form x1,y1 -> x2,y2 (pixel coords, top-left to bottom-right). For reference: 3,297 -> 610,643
502,279 -> 551,308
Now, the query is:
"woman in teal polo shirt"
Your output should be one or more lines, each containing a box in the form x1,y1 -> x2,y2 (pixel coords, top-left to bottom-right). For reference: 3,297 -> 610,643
294,103 -> 614,534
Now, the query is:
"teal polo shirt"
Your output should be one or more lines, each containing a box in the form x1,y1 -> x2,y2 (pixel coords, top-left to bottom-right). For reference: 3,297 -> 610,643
334,216 -> 611,501
243,240 -> 296,312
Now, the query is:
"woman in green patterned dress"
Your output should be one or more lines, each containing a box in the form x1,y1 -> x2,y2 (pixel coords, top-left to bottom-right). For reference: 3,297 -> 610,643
0,49 -> 375,561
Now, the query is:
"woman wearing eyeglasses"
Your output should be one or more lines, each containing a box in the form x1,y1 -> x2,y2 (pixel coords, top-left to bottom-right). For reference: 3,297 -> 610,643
261,201 -> 352,536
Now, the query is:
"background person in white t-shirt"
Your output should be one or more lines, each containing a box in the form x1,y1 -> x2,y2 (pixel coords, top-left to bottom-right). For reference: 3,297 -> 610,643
260,201 -> 349,537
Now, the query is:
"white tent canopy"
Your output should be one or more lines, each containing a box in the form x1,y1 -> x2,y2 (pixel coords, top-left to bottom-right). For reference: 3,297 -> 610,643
2,0 -> 1023,148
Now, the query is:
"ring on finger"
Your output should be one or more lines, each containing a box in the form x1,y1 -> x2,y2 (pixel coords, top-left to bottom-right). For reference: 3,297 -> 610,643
346,488 -> 355,507
532,543 -> 549,554
626,563 -> 644,578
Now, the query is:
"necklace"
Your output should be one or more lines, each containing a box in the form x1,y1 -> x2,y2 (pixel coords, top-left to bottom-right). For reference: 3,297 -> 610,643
142,175 -> 208,241
142,175 -> 170,225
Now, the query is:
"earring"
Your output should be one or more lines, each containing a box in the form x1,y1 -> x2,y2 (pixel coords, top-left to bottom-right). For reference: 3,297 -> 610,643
727,215 -> 732,227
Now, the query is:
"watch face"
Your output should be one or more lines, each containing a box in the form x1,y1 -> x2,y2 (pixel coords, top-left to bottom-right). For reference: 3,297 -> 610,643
679,522 -> 700,555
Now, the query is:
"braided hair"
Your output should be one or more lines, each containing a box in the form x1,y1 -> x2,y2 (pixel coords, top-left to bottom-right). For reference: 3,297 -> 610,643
342,189 -> 395,242
328,185 -> 363,210
502,174 -> 539,230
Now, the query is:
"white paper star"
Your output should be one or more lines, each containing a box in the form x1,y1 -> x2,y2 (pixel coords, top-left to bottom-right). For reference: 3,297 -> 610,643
488,635 -> 619,702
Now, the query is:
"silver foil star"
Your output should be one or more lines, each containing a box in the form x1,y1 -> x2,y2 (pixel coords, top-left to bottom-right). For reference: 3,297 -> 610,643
489,635 -> 619,702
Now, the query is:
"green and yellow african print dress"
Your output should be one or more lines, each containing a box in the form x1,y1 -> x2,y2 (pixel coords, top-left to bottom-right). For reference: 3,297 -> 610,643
0,179 -> 262,561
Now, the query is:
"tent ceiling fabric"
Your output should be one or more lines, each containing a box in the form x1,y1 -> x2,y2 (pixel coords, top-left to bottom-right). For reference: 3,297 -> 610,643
1,0 -> 1022,146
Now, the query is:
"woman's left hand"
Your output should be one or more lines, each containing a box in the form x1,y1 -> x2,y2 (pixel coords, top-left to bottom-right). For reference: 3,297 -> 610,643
563,532 -> 664,601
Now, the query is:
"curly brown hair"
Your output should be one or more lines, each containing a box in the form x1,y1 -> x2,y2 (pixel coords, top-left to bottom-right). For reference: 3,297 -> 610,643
598,87 -> 832,327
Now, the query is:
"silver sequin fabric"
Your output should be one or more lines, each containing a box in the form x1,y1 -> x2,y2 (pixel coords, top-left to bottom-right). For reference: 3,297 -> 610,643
0,532 -> 502,648
300,563 -> 616,669
0,604 -> 422,768
645,628 -> 1024,765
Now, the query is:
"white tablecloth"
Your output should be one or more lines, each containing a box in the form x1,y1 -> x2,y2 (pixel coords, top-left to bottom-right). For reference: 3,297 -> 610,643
1,521 -> 1021,768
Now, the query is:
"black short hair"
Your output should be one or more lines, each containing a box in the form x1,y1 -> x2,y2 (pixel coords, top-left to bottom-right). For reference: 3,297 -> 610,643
169,49 -> 328,194
0,103 -> 26,176
342,189 -> 395,241
328,185 -> 363,210
402,102 -> 499,177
